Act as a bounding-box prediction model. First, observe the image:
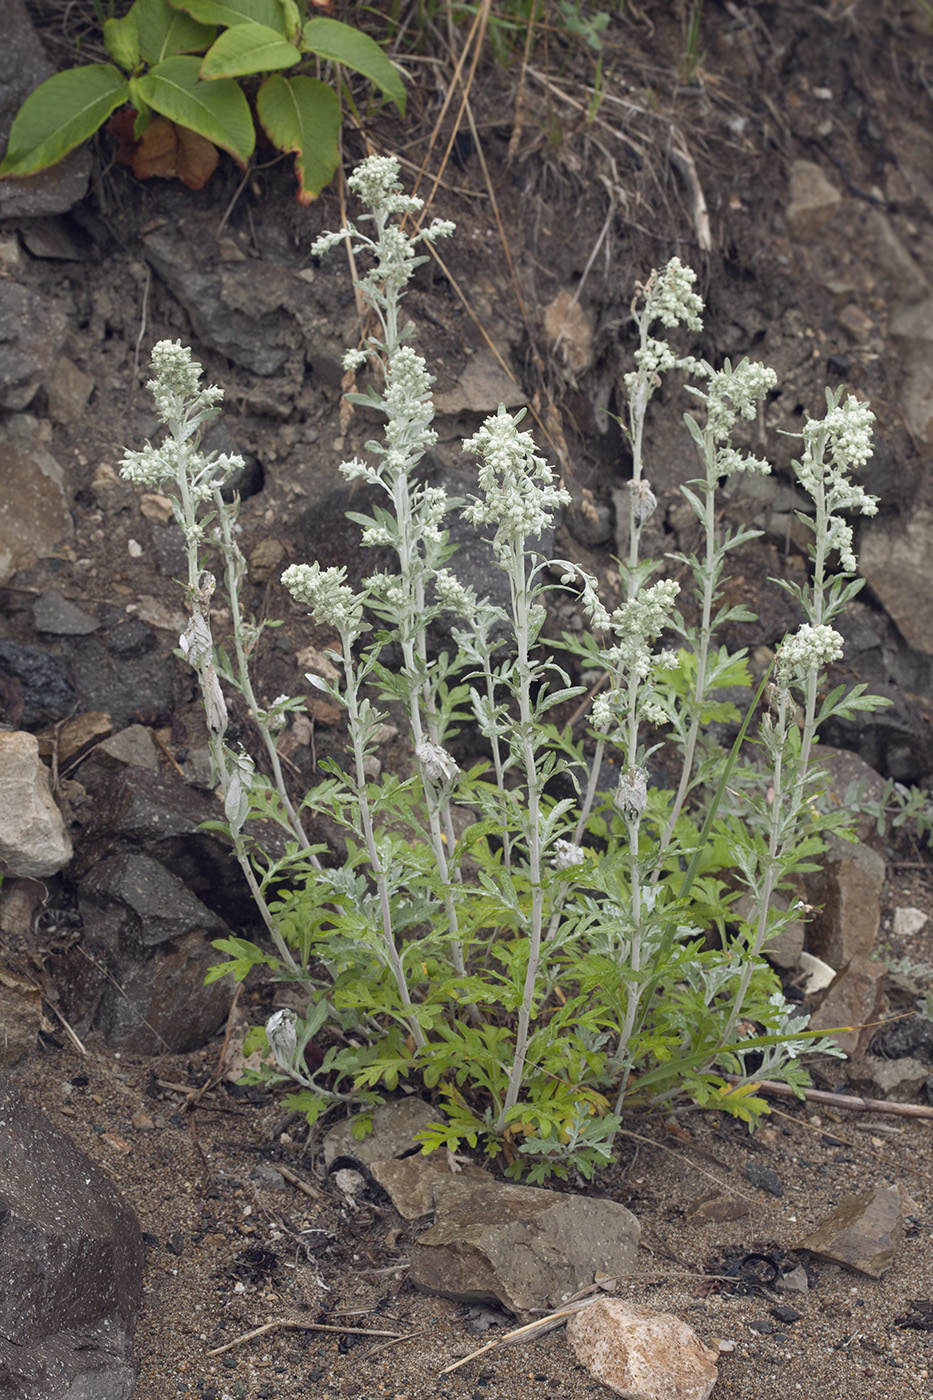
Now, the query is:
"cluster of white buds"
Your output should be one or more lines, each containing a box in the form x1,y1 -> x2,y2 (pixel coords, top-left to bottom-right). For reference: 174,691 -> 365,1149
614,766 -> 648,823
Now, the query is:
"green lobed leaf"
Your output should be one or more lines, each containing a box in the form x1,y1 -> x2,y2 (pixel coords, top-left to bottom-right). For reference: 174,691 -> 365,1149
169,0 -> 287,32
256,74 -> 339,203
200,23 -> 301,79
136,56 -> 256,164
0,66 -> 131,178
104,14 -> 141,70
301,17 -> 406,113
132,0 -> 216,64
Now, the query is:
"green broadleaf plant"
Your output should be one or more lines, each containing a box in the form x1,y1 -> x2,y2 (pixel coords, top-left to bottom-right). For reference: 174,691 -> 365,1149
0,0 -> 405,203
119,156 -> 887,1182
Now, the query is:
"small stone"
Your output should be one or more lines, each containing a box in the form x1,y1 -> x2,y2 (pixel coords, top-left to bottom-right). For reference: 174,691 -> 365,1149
0,730 -> 72,877
837,304 -> 874,343
786,160 -> 843,239
686,1190 -> 750,1226
248,537 -> 286,583
139,492 -> 175,524
808,955 -> 888,1058
567,1299 -> 718,1400
296,645 -> 341,682
306,697 -> 342,727
804,835 -> 885,969
794,1183 -> 916,1278
744,1160 -> 784,1197
893,906 -> 928,938
95,725 -> 160,773
777,1265 -> 810,1294
40,711 -> 112,766
847,1054 -> 931,1103
32,590 -> 99,636
771,1305 -> 803,1324
323,1098 -> 440,1167
411,1180 -> 639,1314
127,539 -> 143,558
44,355 -> 93,423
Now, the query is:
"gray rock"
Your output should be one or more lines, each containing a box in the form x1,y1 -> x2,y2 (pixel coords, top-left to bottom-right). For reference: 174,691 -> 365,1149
369,1150 -> 491,1221
0,416 -> 73,585
0,1069 -> 143,1399
323,1097 -> 439,1168
95,725 -> 160,774
0,731 -> 71,878
785,160 -> 842,239
567,1299 -> 719,1400
809,745 -> 887,848
807,955 -> 888,1058
803,834 -> 885,969
744,1160 -> 784,1197
0,0 -> 92,219
43,355 -> 94,424
0,282 -> 69,410
847,1054 -> 931,1102
410,1178 -> 640,1314
74,851 -> 233,1052
64,633 -> 177,733
33,590 -> 99,636
794,1183 -> 916,1278
433,350 -> 526,418
860,508 -> 933,656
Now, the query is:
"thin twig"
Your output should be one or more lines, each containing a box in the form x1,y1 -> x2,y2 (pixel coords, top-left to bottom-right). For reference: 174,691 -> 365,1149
278,1162 -> 326,1201
207,1318 -> 403,1357
723,1074 -> 933,1119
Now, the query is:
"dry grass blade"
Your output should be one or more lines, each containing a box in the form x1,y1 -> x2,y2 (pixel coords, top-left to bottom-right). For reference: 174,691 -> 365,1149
206,1318 -> 403,1358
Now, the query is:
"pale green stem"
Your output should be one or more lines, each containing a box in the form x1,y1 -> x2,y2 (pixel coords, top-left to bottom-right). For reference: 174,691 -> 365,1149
341,630 -> 426,1050
212,488 -> 317,863
498,541 -> 545,1130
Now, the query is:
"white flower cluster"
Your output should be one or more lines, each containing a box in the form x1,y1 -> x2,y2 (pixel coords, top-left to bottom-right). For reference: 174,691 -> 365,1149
348,155 -> 424,218
434,568 -> 478,617
147,339 -> 223,422
605,579 -> 681,680
806,393 -> 875,470
624,339 -> 700,395
644,257 -> 704,332
281,562 -> 364,637
120,441 -> 173,490
776,623 -> 844,685
462,406 -> 570,550
704,358 -> 778,445
365,570 -> 405,611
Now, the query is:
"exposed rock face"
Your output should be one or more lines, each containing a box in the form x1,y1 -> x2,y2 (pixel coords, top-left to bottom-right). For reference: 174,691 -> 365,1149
0,418 -> 74,585
0,1070 -> 144,1399
807,954 -> 888,1058
0,730 -> 72,878
803,834 -> 885,969
410,1178 -> 640,1314
567,1298 -> 719,1400
73,851 -> 233,1053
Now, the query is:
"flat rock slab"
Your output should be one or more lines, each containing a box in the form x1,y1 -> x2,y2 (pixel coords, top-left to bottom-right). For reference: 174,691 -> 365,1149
567,1298 -> 719,1400
369,1150 -> 490,1220
0,1070 -> 143,1399
410,1179 -> 640,1314
794,1183 -> 916,1278
323,1097 -> 439,1168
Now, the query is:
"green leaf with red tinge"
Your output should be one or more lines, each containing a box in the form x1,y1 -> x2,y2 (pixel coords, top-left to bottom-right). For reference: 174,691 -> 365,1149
256,73 -> 339,203
0,66 -> 131,178
136,55 -> 255,164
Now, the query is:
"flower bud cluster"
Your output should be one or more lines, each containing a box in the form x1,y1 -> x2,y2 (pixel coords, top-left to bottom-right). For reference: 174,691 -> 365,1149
776,623 -> 844,685
281,562 -> 365,638
462,406 -> 570,551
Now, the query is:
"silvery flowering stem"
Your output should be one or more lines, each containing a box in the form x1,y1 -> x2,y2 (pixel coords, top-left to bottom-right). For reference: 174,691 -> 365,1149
339,627 -> 427,1051
120,343 -> 301,975
211,487 -> 316,862
659,357 -> 776,853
